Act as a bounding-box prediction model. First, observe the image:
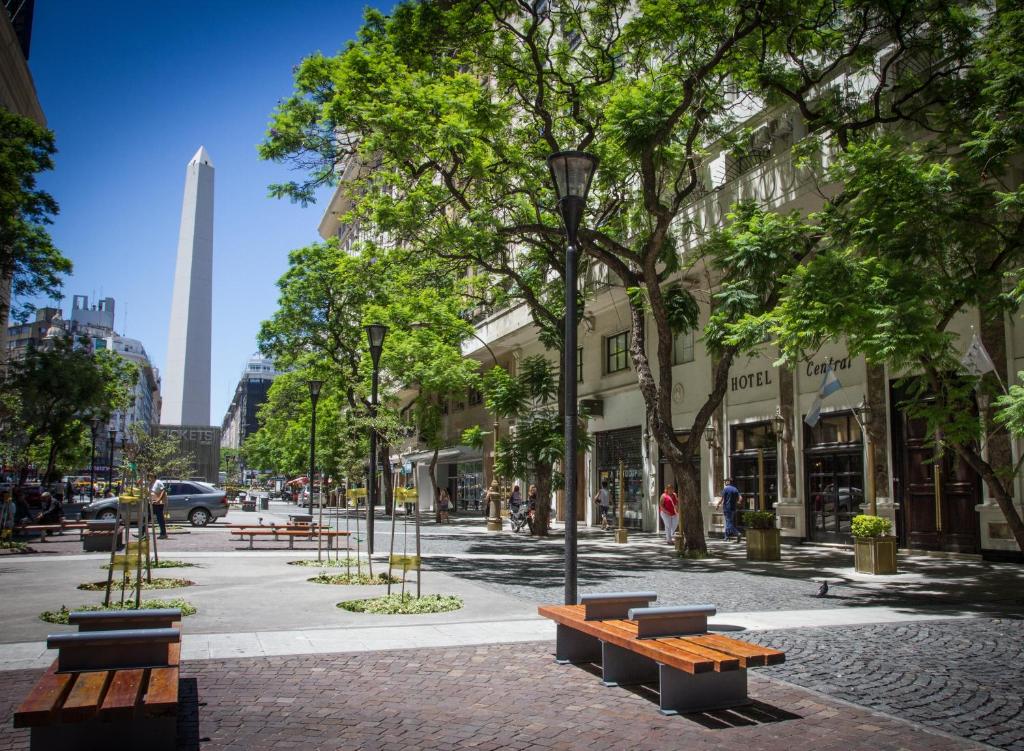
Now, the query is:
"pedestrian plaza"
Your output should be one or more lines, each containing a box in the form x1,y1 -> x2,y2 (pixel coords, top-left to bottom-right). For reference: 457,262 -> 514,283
0,501 -> 1021,750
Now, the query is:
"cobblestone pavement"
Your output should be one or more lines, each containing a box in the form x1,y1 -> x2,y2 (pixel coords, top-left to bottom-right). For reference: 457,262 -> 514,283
0,642 -> 985,751
742,618 -> 1024,751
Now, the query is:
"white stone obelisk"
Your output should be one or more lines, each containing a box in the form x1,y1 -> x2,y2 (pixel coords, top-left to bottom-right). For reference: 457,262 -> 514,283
161,146 -> 214,426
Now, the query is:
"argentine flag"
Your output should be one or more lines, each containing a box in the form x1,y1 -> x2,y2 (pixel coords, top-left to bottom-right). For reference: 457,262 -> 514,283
805,364 -> 842,428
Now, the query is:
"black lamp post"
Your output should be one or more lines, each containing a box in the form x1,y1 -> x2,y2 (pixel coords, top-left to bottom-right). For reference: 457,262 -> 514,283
307,380 -> 323,515
89,418 -> 102,502
107,428 -> 116,493
547,149 -> 598,606
365,323 -> 388,555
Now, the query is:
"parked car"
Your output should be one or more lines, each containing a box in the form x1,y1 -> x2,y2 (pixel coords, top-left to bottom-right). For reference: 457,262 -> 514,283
82,480 -> 228,527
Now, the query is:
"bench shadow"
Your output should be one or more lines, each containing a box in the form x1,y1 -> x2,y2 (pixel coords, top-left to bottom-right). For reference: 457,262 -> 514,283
616,681 -> 801,727
176,677 -> 203,751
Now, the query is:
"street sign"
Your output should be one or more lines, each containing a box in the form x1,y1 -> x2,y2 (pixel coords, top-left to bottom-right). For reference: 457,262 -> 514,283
389,554 -> 421,571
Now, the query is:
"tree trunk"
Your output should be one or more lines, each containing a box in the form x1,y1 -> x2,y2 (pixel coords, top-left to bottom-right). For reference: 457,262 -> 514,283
672,459 -> 703,555
533,461 -> 552,536
955,442 -> 1024,551
381,441 -> 393,515
429,447 -> 441,523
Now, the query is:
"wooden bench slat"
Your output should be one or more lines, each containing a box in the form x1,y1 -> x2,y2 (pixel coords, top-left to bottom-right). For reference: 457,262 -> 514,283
60,670 -> 111,721
658,637 -> 742,670
599,619 -> 740,672
144,667 -> 179,714
13,662 -> 75,727
101,669 -> 146,719
689,634 -> 786,665
538,606 -> 713,674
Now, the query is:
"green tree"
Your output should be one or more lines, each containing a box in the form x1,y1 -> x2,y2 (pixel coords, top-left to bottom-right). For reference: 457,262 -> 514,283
123,423 -> 194,498
262,0 -> 981,555
0,109 -> 72,332
0,340 -> 136,483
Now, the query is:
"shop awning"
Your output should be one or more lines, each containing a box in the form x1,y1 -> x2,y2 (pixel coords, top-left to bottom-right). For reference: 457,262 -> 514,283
400,446 -> 482,465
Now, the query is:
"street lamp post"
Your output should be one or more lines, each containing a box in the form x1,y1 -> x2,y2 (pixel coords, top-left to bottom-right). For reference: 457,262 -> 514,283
854,397 -> 876,516
89,418 -> 102,502
307,380 -> 323,515
366,324 -> 388,555
547,149 -> 598,606
107,428 -> 116,494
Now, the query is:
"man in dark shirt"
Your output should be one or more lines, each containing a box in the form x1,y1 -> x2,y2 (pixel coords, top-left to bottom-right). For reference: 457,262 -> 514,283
717,479 -> 743,543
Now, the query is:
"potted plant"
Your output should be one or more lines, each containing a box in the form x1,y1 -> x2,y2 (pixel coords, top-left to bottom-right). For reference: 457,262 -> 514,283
851,514 -> 897,574
742,510 -> 781,561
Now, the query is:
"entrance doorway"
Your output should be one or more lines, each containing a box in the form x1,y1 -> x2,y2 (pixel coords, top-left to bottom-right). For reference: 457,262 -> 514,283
729,422 -> 777,512
595,427 -> 644,529
804,412 -> 864,543
891,383 -> 981,553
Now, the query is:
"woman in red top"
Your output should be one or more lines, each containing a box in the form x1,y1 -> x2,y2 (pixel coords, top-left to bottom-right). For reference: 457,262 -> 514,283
659,484 -> 679,544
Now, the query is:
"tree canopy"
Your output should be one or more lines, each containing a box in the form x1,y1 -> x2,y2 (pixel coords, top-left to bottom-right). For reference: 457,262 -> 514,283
262,0 -> 1019,553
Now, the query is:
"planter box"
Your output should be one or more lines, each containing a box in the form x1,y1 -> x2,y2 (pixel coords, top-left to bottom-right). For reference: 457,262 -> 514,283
854,535 -> 898,575
746,528 -> 781,561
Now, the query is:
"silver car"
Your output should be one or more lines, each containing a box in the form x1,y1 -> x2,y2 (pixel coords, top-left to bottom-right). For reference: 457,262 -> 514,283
83,480 -> 228,527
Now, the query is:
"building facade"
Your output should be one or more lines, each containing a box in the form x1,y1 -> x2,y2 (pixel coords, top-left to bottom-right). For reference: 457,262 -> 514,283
220,354 -> 279,450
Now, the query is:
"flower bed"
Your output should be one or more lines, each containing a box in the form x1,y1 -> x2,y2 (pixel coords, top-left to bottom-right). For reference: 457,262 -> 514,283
337,594 -> 462,615
40,598 -> 198,624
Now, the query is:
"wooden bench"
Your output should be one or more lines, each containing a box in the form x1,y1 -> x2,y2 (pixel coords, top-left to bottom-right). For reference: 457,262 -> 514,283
231,527 -> 351,550
539,598 -> 784,715
13,608 -> 182,751
14,521 -> 89,540
81,520 -> 124,552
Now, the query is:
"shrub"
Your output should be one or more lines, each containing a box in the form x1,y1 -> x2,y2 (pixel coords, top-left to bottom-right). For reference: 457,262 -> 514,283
308,572 -> 400,585
40,598 -> 197,624
337,594 -> 463,614
851,515 -> 892,539
741,511 -> 776,530
78,578 -> 193,591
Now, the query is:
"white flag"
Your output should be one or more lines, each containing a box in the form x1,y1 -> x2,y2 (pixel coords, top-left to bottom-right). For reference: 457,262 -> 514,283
961,332 -> 996,376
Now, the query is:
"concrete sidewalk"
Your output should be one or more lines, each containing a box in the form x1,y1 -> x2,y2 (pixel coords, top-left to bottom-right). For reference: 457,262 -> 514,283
0,604 -> 977,671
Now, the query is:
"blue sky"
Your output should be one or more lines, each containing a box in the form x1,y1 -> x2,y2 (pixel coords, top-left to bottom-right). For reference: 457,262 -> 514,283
26,1 -> 385,423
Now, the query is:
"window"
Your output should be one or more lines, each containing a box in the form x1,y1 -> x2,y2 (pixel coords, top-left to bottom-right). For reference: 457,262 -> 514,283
577,347 -> 584,383
605,332 -> 629,373
468,387 -> 482,406
673,330 -> 695,365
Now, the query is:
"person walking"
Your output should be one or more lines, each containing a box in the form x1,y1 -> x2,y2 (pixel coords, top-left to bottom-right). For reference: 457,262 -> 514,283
593,480 -> 611,530
659,484 -> 679,544
438,488 -> 451,523
150,478 -> 168,539
717,478 -> 743,542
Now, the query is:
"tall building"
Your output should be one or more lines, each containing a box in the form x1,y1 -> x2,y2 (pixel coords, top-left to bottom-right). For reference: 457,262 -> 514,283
162,146 -> 214,426
221,354 -> 279,450
0,0 -> 44,366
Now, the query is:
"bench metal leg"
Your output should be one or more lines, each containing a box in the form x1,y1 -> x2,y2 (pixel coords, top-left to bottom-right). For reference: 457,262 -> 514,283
601,641 -> 659,687
555,624 -> 601,665
657,665 -> 748,715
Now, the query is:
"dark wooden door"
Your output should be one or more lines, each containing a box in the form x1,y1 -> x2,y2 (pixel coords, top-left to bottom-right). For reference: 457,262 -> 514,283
893,397 -> 981,553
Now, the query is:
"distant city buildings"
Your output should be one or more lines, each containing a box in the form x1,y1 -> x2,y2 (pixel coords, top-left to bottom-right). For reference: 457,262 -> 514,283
221,354 -> 279,450
6,294 -> 162,469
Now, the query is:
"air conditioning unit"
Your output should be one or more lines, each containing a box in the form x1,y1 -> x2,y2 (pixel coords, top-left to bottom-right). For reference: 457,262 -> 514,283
579,399 -> 604,417
750,125 -> 772,151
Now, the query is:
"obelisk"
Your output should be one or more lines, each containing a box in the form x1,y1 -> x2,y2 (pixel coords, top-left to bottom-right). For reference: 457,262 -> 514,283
162,146 -> 213,426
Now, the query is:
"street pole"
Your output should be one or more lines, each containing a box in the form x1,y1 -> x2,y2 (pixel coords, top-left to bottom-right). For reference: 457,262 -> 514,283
757,447 -> 766,512
564,238 -> 579,604
107,428 -> 116,494
365,324 -> 388,557
368,370 -> 378,554
615,459 -> 627,544
89,424 -> 98,502
547,150 -> 597,607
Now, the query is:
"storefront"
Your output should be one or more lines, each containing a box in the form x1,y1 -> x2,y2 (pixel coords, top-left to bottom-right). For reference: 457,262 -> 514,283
729,422 -> 777,512
595,426 -> 645,529
453,460 -> 484,514
803,411 -> 864,543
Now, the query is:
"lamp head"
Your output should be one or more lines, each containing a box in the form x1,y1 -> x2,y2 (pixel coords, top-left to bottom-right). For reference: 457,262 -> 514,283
108,428 -> 117,442
703,424 -> 717,446
772,407 -> 786,436
308,379 -> 323,401
547,150 -> 598,246
855,397 -> 873,427
365,323 -> 388,368
90,417 -> 102,434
